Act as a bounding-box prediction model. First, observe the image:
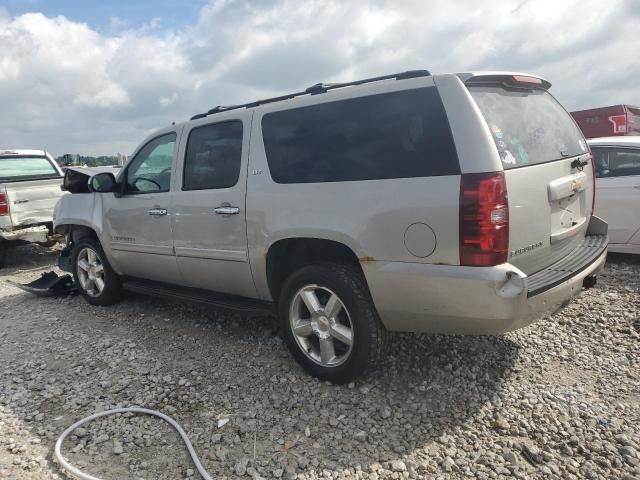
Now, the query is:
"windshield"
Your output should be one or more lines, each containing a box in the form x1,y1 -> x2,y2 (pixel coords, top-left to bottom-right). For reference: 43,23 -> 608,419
469,86 -> 587,169
0,156 -> 60,182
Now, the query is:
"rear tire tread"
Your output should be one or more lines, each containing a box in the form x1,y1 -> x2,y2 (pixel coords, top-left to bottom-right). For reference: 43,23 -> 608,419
279,261 -> 388,383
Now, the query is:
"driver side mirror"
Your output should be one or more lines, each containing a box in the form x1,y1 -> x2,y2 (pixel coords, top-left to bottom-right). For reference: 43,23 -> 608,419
88,172 -> 117,193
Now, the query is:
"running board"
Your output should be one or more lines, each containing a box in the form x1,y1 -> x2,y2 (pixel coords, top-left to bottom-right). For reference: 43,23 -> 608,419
121,278 -> 275,317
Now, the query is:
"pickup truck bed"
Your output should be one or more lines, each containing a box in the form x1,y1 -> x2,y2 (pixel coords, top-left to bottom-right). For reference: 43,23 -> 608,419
0,150 -> 65,266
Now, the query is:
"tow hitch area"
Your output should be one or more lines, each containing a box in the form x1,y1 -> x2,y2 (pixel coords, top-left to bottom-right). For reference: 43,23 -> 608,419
583,275 -> 597,289
6,271 -> 76,297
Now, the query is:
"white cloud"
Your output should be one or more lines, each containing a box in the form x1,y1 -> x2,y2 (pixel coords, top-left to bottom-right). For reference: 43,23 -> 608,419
75,83 -> 130,108
0,0 -> 638,156
108,16 -> 129,32
160,92 -> 178,108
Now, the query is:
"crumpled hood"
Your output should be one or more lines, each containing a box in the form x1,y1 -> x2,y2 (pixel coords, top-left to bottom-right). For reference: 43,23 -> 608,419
63,166 -> 121,194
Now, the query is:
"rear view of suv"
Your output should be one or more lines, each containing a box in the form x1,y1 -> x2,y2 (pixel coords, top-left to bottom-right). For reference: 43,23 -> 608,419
54,70 -> 608,383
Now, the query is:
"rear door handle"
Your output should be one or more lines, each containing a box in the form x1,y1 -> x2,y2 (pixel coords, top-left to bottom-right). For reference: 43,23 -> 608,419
147,208 -> 167,216
214,205 -> 240,215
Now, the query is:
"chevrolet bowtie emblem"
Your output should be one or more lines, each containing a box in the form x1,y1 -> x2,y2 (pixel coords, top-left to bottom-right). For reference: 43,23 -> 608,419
571,178 -> 583,192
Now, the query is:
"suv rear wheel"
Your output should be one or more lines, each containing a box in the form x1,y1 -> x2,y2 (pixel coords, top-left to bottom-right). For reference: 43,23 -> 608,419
279,263 -> 388,383
72,237 -> 122,306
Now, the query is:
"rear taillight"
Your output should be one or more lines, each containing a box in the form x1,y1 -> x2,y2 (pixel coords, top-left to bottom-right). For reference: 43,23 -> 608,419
0,193 -> 9,216
608,114 -> 627,134
459,172 -> 509,267
511,75 -> 543,86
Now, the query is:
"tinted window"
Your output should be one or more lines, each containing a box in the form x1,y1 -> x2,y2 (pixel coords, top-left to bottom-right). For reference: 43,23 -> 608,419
183,121 -> 243,190
262,87 -> 459,184
0,156 -> 60,182
125,133 -> 176,194
592,147 -> 640,178
469,86 -> 587,169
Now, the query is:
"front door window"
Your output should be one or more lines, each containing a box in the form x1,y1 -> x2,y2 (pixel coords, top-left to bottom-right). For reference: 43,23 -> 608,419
124,133 -> 176,194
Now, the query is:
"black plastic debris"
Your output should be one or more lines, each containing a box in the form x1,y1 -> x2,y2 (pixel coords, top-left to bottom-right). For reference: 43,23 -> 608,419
6,271 -> 76,297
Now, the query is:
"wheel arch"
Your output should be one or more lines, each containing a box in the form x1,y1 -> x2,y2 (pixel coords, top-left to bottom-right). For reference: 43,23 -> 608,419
265,237 -> 366,303
55,222 -> 101,245
59,222 -> 122,275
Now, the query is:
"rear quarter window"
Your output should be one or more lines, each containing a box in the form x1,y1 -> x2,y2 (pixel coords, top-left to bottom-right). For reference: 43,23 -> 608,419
469,86 -> 587,169
261,87 -> 459,184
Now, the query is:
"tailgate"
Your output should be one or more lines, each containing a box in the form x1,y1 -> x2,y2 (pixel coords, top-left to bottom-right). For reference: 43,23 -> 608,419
468,79 -> 593,275
504,156 -> 593,273
3,178 -> 65,227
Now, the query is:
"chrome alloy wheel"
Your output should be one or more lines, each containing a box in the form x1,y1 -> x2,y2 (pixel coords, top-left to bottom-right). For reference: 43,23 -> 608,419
76,247 -> 105,297
289,285 -> 354,367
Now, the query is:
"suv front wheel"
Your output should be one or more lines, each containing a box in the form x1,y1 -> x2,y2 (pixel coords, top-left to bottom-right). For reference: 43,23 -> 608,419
72,237 -> 122,306
279,263 -> 388,383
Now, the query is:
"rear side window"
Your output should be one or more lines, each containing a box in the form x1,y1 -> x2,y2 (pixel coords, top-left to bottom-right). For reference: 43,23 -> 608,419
592,147 -> 640,178
183,121 -> 243,190
469,86 -> 587,169
0,156 -> 60,182
261,87 -> 459,184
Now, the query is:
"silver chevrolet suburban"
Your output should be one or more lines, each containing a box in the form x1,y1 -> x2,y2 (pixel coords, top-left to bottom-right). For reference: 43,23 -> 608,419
54,70 -> 608,383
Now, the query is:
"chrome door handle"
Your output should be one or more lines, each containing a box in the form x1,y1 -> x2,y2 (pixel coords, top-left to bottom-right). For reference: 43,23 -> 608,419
214,206 -> 240,215
147,208 -> 167,216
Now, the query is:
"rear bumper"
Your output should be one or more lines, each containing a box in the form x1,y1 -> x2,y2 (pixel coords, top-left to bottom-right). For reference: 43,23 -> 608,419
607,243 -> 640,255
0,224 -> 50,243
363,217 -> 608,335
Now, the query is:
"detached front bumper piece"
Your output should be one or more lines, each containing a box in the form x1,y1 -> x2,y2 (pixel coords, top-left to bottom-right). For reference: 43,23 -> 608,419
5,271 -> 75,297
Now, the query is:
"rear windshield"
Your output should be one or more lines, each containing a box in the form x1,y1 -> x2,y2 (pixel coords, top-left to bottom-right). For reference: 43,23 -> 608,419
469,86 -> 587,169
0,156 -> 60,182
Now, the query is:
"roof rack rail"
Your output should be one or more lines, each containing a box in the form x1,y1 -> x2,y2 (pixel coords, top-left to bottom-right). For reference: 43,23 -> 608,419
189,69 -> 431,121
305,70 -> 431,94
207,105 -> 240,115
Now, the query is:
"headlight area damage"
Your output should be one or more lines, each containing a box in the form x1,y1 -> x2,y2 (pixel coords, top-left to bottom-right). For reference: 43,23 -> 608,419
3,167 -> 120,294
62,166 -> 120,194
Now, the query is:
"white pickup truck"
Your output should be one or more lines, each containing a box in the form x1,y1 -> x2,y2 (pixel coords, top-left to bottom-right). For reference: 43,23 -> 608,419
0,150 -> 65,267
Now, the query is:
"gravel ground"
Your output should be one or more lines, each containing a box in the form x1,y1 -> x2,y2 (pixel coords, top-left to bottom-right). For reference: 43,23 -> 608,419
0,244 -> 638,480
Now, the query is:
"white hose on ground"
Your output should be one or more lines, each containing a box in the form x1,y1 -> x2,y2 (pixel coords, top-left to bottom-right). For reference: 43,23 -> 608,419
54,407 -> 213,480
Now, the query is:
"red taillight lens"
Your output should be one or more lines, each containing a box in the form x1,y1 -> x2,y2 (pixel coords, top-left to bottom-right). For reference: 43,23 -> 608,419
511,75 -> 543,86
459,172 -> 509,266
608,114 -> 627,134
0,193 -> 8,216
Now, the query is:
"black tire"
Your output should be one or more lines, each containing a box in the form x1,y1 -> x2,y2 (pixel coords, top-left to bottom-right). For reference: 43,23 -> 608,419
0,240 -> 6,269
279,262 -> 388,383
72,236 -> 122,306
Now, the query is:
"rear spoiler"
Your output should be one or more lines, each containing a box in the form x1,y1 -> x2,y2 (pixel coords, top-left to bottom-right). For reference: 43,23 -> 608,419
457,72 -> 552,90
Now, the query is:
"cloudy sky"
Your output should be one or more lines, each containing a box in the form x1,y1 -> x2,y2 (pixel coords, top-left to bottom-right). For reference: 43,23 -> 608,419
0,0 -> 638,157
